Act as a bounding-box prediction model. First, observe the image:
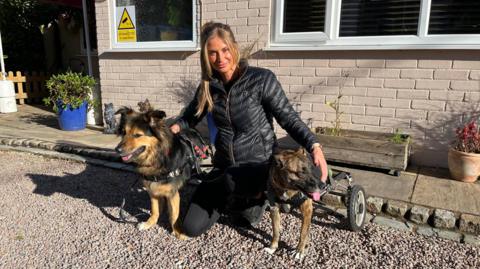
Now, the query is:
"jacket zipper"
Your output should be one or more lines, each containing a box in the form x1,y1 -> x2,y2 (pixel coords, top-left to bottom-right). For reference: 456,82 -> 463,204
226,89 -> 236,165
221,65 -> 249,166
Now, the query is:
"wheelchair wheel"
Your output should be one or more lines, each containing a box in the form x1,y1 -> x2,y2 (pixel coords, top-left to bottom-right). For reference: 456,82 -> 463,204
346,185 -> 366,232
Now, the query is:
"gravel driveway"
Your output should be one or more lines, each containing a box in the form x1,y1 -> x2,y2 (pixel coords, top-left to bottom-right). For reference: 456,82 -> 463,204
0,150 -> 478,268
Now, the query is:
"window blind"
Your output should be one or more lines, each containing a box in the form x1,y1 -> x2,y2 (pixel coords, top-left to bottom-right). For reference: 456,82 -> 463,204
340,0 -> 421,37
429,0 -> 480,34
283,0 -> 326,33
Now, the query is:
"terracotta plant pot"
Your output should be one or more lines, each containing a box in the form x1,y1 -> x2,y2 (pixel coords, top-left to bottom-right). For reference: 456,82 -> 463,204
448,148 -> 480,183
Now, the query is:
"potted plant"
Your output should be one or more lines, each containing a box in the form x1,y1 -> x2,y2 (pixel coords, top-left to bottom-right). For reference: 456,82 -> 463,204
43,71 -> 96,131
448,120 -> 480,183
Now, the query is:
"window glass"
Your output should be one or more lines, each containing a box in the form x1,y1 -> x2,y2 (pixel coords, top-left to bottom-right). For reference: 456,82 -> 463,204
340,0 -> 421,37
429,0 -> 480,34
115,0 -> 192,42
283,0 -> 325,33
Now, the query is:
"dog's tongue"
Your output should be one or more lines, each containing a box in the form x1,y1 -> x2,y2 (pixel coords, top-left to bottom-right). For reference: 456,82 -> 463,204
122,154 -> 132,162
310,192 -> 321,201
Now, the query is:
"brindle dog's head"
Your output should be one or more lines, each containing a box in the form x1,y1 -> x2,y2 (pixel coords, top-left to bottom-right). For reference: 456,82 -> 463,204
114,106 -> 172,165
271,148 -> 323,201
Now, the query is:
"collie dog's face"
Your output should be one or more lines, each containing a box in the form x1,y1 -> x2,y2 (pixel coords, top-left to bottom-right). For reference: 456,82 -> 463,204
115,107 -> 169,164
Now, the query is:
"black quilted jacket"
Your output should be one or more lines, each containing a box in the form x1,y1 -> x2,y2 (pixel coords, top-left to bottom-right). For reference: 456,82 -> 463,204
177,64 -> 319,169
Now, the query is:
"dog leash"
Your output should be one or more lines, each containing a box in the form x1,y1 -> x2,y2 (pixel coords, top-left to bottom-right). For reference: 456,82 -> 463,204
118,176 -> 149,223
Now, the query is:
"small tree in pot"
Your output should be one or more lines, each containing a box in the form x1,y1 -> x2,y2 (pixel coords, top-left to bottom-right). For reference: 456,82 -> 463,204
43,71 -> 96,131
448,120 -> 480,183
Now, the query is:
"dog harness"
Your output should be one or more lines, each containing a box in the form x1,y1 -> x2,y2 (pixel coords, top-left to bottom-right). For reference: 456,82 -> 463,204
142,130 -> 211,183
266,180 -> 309,209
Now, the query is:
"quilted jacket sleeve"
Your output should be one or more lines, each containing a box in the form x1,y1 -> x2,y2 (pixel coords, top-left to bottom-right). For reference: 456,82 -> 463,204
261,70 -> 319,151
176,85 -> 207,130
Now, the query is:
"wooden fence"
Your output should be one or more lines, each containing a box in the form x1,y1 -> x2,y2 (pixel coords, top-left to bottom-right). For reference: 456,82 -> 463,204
4,71 -> 50,105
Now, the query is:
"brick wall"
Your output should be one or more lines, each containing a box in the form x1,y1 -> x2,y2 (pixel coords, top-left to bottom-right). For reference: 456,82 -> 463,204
94,0 -> 480,168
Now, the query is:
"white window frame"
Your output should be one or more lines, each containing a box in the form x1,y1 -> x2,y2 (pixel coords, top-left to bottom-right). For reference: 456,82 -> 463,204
269,0 -> 480,50
108,0 -> 198,52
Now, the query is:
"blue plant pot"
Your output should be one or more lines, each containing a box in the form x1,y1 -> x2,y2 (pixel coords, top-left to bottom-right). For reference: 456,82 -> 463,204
57,100 -> 87,131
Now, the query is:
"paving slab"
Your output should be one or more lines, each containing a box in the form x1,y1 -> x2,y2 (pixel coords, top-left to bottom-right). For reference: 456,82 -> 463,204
330,164 -> 416,202
411,167 -> 480,216
0,105 -> 119,149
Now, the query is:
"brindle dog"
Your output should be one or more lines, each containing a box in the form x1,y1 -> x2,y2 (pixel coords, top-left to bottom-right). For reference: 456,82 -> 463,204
265,148 -> 324,260
115,104 -> 203,240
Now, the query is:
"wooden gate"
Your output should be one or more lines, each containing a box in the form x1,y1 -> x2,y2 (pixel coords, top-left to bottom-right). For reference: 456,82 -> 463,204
5,71 -> 50,105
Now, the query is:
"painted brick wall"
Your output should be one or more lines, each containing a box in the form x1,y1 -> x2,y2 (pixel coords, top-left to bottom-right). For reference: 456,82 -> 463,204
94,0 -> 480,168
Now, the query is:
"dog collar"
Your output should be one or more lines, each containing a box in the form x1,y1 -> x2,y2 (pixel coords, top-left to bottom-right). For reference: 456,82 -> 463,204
143,169 -> 182,182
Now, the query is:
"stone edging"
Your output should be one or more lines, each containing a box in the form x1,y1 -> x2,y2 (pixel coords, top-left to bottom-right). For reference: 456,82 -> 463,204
1,136 -> 479,246
0,136 -> 121,162
366,196 -> 480,244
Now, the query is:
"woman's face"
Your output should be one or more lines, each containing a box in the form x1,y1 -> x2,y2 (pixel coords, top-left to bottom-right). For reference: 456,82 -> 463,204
206,36 -> 236,82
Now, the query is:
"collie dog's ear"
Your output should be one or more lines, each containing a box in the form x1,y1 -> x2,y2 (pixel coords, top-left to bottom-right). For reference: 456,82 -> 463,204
145,110 -> 166,125
150,110 -> 166,120
145,110 -> 168,138
114,106 -> 133,135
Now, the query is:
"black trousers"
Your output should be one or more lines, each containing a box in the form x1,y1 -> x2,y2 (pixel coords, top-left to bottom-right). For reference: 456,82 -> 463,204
182,163 -> 269,237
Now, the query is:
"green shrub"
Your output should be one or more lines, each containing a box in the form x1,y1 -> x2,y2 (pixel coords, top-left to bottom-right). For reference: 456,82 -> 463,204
44,71 -> 96,112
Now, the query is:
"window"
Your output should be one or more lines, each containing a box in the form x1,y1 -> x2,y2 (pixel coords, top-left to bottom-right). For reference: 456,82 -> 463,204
340,0 -> 421,37
110,0 -> 196,51
283,0 -> 325,33
271,0 -> 480,49
429,0 -> 480,35
272,0 -> 329,44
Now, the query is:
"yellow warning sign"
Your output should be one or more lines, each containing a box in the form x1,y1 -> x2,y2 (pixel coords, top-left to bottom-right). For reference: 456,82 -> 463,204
118,8 -> 135,30
117,7 -> 136,42
118,29 -> 137,42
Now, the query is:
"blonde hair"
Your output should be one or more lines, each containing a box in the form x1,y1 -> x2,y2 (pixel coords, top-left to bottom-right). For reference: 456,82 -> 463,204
196,22 -> 240,117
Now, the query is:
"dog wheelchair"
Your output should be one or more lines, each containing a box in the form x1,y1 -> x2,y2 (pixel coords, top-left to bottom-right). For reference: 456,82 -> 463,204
314,168 -> 367,232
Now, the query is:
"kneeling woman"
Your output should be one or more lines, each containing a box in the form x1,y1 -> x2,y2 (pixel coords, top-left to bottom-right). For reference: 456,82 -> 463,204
170,22 -> 328,237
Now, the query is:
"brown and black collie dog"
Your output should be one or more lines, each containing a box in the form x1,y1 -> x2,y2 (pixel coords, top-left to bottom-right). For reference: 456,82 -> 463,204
115,105 -> 209,239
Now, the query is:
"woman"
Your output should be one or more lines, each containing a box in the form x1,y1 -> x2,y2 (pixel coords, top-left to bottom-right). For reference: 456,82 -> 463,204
170,22 -> 328,237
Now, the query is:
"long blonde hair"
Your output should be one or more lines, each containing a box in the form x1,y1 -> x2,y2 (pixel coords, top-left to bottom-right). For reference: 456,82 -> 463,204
196,22 -> 241,117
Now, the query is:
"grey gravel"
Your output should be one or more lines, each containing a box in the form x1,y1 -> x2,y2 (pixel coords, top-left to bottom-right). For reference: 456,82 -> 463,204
1,151 -> 479,268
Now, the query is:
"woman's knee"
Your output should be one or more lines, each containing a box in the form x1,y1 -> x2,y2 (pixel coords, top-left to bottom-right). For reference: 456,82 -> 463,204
182,203 -> 219,237
182,220 -> 208,237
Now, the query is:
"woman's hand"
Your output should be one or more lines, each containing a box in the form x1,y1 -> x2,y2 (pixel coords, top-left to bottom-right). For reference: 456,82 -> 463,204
170,123 -> 181,134
311,145 -> 328,183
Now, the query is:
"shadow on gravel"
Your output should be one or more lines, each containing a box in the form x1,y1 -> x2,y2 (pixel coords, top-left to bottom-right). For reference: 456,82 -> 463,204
27,163 -> 350,244
27,163 -> 197,234
217,217 -> 273,248
215,206 -> 350,251
27,165 -> 154,225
